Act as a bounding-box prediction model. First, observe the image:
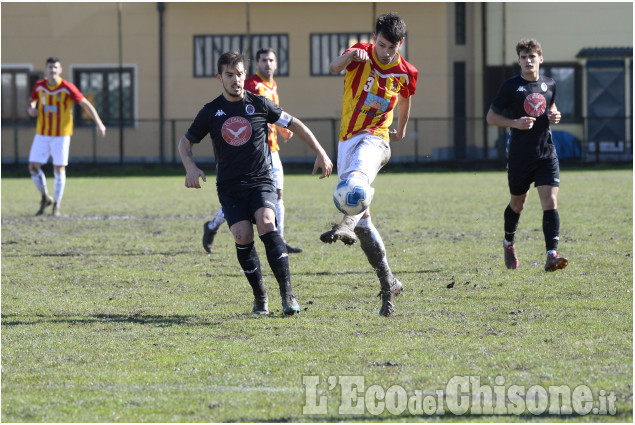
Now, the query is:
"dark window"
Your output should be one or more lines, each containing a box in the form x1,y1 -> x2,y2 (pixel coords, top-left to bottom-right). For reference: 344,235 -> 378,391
455,3 -> 466,45
1,68 -> 32,123
310,33 -> 408,76
454,61 -> 466,158
540,63 -> 582,122
194,34 -> 289,77
73,67 -> 135,127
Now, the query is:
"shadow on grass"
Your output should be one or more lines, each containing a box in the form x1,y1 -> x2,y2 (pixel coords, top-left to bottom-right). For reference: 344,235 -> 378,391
295,269 -> 443,277
1,313 -> 220,327
1,311 -> 312,327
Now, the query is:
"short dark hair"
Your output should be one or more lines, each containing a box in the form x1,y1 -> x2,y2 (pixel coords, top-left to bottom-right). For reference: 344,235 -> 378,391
255,48 -> 276,61
375,12 -> 406,44
46,57 -> 61,65
516,39 -> 542,57
217,51 -> 245,75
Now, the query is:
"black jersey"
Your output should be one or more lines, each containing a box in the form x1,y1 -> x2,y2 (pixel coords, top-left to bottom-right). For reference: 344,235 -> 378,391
185,91 -> 293,190
490,74 -> 557,163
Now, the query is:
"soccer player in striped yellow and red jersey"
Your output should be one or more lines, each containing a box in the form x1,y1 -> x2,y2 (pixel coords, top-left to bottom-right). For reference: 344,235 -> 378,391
27,57 -> 106,216
320,12 -> 418,317
203,48 -> 303,254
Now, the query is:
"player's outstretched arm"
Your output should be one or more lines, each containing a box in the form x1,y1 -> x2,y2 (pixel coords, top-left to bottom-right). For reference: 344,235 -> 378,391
79,98 -> 106,137
178,136 -> 207,188
287,117 -> 333,179
329,49 -> 369,74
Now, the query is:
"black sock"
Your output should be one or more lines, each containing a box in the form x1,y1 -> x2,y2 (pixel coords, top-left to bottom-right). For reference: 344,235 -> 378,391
259,231 -> 292,294
504,204 -> 521,244
543,209 -> 560,252
235,242 -> 266,298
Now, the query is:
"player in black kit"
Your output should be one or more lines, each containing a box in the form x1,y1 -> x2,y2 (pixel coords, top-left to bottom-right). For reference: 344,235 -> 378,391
487,39 -> 568,272
178,51 -> 333,315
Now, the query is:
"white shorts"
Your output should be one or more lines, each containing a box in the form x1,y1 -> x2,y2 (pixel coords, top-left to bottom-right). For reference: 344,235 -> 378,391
337,133 -> 391,183
28,134 -> 71,166
271,150 -> 284,190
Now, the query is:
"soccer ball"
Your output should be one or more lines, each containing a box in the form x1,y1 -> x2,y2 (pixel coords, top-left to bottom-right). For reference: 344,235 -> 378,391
333,175 -> 373,215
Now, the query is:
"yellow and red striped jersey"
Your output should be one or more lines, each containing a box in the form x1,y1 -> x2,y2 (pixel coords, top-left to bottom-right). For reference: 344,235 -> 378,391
30,79 -> 84,137
338,42 -> 418,142
244,72 -> 291,153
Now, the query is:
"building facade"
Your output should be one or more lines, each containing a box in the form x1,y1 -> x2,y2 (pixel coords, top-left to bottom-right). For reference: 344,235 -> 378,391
1,2 -> 632,164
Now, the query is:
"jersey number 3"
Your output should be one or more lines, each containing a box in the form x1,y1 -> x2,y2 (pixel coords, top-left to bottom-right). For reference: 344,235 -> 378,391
363,77 -> 374,92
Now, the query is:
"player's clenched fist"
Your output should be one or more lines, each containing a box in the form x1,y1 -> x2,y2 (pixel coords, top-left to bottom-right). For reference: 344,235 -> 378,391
350,49 -> 369,62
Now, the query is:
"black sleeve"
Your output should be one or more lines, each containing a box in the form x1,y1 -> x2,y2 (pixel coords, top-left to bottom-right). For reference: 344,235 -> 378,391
263,97 -> 283,124
184,104 -> 210,144
490,80 -> 512,115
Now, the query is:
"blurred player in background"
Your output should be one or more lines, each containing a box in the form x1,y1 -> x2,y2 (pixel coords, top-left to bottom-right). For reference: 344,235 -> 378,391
179,51 -> 332,315
486,39 -> 568,272
202,48 -> 303,254
27,57 -> 106,216
320,12 -> 418,317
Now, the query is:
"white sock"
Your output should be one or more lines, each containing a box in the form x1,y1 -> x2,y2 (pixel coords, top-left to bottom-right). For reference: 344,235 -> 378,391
276,198 -> 285,238
30,169 -> 48,196
54,169 -> 66,205
547,250 -> 557,256
209,208 -> 226,231
342,210 -> 366,229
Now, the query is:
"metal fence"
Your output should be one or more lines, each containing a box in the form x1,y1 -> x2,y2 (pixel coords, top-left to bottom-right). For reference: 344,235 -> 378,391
2,116 -> 632,165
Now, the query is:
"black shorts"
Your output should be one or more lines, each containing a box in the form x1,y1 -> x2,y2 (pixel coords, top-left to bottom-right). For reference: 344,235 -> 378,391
217,184 -> 278,228
507,157 -> 560,196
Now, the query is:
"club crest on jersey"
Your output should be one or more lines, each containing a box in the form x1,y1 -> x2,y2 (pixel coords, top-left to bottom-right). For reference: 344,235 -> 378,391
221,116 -> 252,146
541,82 -> 548,92
524,93 -> 547,117
245,104 -> 255,115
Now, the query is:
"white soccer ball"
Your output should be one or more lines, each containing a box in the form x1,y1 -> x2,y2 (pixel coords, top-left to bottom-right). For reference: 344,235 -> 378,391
333,175 -> 373,215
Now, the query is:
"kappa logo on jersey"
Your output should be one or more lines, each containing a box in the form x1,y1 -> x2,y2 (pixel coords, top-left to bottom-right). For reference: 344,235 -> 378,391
516,86 -> 527,92
524,93 -> 547,117
221,116 -> 252,146
215,110 -> 226,117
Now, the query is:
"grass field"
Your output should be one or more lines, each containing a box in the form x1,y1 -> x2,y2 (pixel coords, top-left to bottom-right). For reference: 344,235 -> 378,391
1,167 -> 632,422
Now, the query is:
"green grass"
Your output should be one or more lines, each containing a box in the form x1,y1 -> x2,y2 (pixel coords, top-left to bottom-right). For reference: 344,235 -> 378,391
1,168 -> 632,422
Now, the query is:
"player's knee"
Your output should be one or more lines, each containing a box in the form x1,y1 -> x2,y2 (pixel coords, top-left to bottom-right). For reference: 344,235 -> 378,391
511,203 -> 525,214
542,197 -> 557,210
28,163 -> 39,174
510,196 -> 527,213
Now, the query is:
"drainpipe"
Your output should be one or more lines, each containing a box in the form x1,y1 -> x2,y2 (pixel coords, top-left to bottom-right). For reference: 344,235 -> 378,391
118,2 -> 124,165
246,3 -> 251,68
157,2 -> 165,163
482,2 -> 488,158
